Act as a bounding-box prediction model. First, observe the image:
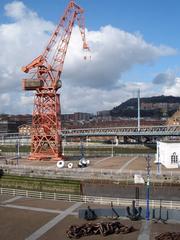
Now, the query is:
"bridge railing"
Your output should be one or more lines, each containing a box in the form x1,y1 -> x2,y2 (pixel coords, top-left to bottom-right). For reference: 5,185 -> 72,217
0,125 -> 179,139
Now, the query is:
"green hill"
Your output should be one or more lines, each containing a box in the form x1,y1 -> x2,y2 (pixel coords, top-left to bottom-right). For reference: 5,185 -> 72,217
111,95 -> 180,118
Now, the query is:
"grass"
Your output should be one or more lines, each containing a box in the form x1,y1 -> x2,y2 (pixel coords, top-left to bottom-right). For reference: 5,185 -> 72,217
0,144 -> 156,153
0,145 -> 30,152
0,175 -> 81,194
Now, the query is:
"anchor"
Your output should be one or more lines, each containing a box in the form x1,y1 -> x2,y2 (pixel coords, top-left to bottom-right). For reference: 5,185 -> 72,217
84,206 -> 97,221
152,200 -> 169,224
126,200 -> 142,221
111,202 -> 119,219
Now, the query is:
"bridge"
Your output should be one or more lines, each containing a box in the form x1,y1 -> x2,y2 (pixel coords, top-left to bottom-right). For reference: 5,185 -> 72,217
62,125 -> 180,138
0,125 -> 179,144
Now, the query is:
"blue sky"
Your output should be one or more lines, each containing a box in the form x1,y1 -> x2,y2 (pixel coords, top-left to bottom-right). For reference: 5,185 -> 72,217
0,0 -> 180,113
0,0 -> 179,44
1,0 -> 180,74
1,0 -> 180,44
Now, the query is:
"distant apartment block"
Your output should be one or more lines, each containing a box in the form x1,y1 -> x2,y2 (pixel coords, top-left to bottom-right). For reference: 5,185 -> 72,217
61,112 -> 93,122
141,102 -> 179,111
74,112 -> 93,121
97,110 -> 111,116
0,120 -> 20,134
61,113 -> 74,121
97,110 -> 112,120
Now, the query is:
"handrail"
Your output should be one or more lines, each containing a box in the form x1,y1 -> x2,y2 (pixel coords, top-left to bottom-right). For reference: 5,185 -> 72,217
0,187 -> 180,209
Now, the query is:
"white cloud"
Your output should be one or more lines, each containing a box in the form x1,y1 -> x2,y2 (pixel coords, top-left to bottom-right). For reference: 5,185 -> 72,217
0,1 -> 178,114
164,77 -> 180,96
4,1 -> 35,20
63,25 -> 176,90
0,93 -> 11,106
0,1 -> 54,93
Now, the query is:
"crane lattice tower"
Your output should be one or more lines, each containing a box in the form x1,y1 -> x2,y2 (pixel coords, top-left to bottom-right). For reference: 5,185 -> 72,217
22,1 -> 89,160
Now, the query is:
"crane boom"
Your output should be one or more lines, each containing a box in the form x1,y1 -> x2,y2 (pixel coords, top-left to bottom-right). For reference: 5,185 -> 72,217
22,1 -> 89,89
22,1 -> 90,160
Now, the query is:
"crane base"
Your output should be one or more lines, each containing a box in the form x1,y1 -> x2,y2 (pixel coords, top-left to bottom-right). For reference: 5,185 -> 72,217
28,154 -> 63,161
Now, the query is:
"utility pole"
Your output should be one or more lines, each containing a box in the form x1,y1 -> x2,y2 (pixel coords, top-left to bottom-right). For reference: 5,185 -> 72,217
62,139 -> 65,156
16,139 -> 20,165
137,88 -> 141,131
80,139 -> 85,158
157,142 -> 161,176
146,155 -> 151,221
111,141 -> 114,157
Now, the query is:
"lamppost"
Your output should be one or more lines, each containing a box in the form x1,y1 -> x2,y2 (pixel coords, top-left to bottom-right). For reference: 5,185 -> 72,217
62,138 -> 66,156
111,140 -> 114,157
80,139 -> 85,158
137,88 -> 141,132
16,139 -> 20,165
157,142 -> 161,176
146,155 -> 151,221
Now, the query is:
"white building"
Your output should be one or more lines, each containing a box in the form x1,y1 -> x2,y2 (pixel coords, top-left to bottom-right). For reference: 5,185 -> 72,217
156,141 -> 180,169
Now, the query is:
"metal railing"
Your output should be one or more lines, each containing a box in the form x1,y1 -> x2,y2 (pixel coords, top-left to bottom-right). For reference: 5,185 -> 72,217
62,125 -> 180,137
0,187 -> 180,209
0,125 -> 180,140
0,163 -> 180,182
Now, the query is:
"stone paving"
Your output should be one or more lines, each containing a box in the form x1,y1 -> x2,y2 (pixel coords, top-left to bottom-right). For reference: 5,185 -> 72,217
0,194 -> 180,240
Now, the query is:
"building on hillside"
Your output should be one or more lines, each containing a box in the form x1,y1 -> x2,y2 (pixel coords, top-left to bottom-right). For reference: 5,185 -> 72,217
167,109 -> 180,125
0,120 -> 21,134
62,112 -> 93,122
156,141 -> 180,168
73,112 -> 93,121
141,102 -> 179,111
61,113 -> 74,121
8,114 -> 32,124
97,110 -> 112,120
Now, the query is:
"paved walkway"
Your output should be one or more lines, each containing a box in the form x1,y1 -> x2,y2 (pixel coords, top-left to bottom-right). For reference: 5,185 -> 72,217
117,156 -> 138,173
93,156 -> 113,166
2,195 -> 22,204
25,202 -> 82,240
137,221 -> 151,240
1,203 -> 78,215
1,204 -> 61,214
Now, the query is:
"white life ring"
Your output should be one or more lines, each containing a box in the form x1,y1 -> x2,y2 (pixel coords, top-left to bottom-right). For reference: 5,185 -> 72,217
56,160 -> 65,168
68,162 -> 73,169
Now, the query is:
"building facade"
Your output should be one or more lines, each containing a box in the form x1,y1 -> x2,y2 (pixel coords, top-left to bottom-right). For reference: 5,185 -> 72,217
18,124 -> 32,135
167,110 -> 180,125
156,141 -> 180,168
0,120 -> 20,134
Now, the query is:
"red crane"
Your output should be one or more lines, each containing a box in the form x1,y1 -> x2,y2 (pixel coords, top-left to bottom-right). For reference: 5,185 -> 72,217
22,0 -> 89,160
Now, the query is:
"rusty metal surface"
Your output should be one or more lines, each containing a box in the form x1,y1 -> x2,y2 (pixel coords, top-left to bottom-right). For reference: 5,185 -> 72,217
66,221 -> 136,238
155,232 -> 180,240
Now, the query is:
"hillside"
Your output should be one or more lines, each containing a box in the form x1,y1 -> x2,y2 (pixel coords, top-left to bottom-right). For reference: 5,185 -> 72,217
111,95 -> 180,118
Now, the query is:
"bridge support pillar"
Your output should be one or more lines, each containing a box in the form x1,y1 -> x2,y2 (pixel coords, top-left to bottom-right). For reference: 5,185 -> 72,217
114,136 -> 119,146
124,136 -> 128,143
86,136 -> 90,146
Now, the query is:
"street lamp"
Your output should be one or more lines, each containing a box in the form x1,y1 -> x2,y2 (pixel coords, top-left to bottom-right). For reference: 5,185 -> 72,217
62,142 -> 64,156
16,139 -> 20,165
111,140 -> 113,157
146,155 -> 151,221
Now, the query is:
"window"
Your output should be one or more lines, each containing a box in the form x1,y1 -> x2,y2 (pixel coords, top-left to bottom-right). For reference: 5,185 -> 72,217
171,152 -> 178,164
